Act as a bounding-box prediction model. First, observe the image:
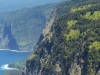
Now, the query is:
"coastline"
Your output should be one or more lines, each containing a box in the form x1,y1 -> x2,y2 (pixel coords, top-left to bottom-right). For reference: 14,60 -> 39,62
0,64 -> 18,70
0,49 -> 33,53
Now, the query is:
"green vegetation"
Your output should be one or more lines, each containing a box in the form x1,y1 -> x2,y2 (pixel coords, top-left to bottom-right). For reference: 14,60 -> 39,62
71,4 -> 92,13
3,70 -> 22,75
82,11 -> 100,20
67,20 -> 78,28
28,54 -> 37,60
9,61 -> 26,69
26,0 -> 100,75
89,41 -> 100,50
3,61 -> 26,75
64,29 -> 80,41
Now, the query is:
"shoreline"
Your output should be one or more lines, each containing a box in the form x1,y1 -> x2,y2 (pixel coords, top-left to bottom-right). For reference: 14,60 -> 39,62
0,49 -> 33,53
0,64 -> 18,71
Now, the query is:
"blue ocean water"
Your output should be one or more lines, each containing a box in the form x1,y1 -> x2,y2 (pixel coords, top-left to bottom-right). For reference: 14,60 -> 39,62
0,49 -> 31,75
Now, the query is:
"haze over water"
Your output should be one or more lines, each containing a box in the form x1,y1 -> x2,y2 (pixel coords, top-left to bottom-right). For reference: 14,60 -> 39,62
0,0 -> 62,12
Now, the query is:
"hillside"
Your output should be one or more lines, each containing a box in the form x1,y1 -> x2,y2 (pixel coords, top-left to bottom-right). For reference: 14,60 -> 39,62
0,4 -> 56,51
25,0 -> 100,75
0,0 -> 62,12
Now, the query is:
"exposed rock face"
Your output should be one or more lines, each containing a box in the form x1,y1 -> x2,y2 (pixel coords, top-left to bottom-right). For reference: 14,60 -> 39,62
42,9 -> 56,38
37,8 -> 56,45
26,9 -> 57,75
69,62 -> 81,75
96,70 -> 100,75
0,23 -> 19,50
54,64 -> 62,75
26,0 -> 100,75
4,24 -> 19,50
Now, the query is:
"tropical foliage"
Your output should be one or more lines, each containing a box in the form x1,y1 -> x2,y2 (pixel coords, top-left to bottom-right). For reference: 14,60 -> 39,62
26,0 -> 100,75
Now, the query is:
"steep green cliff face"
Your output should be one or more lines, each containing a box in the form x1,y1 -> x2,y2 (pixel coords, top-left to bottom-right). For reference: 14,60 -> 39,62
26,0 -> 100,75
0,4 -> 55,50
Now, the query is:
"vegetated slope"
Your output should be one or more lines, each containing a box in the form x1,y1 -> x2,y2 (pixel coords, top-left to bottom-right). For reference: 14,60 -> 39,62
0,4 -> 56,51
26,0 -> 100,75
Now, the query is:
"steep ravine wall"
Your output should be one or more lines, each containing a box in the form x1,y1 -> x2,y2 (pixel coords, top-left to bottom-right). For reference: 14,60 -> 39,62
25,0 -> 100,75
25,9 -> 57,75
0,4 -> 55,51
36,9 -> 56,45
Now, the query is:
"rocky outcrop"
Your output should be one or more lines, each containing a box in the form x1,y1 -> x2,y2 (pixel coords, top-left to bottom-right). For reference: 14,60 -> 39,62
37,9 -> 56,45
36,8 -> 56,51
96,70 -> 100,75
3,23 -> 19,50
42,9 -> 56,38
69,61 -> 82,75
54,64 -> 62,75
25,9 -> 57,75
0,22 -> 19,50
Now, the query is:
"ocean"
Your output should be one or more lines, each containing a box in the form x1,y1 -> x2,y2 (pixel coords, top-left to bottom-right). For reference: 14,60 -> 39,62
0,49 -> 31,75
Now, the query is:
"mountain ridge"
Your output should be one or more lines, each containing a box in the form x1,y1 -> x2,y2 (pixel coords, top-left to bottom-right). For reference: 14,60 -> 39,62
0,4 -> 56,51
25,0 -> 100,75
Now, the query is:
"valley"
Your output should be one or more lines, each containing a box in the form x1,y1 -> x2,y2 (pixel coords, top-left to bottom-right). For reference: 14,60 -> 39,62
0,4 -> 56,51
0,0 -> 100,75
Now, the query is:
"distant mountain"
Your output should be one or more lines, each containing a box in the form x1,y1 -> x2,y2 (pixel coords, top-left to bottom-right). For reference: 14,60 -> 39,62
0,0 -> 62,12
0,4 -> 56,51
